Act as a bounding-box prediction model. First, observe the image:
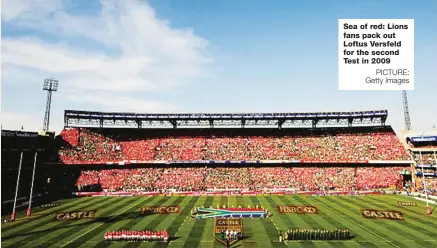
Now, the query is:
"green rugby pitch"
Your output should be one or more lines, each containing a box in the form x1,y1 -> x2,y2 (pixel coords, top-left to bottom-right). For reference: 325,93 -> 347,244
1,195 -> 437,248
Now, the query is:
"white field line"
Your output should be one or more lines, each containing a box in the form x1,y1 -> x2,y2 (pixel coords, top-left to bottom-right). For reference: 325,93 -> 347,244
315,199 -> 401,248
59,199 -> 145,247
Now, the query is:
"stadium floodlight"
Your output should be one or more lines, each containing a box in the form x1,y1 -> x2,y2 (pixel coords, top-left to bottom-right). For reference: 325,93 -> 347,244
42,77 -> 59,132
402,90 -> 412,130
43,78 -> 59,91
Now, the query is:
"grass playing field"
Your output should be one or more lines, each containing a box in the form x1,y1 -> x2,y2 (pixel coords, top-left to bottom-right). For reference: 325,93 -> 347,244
1,195 -> 436,248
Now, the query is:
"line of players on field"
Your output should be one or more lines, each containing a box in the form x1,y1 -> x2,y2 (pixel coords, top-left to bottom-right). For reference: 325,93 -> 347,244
104,230 -> 169,242
284,228 -> 350,241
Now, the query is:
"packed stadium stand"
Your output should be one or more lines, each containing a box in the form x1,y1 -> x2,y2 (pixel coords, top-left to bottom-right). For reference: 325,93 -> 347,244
45,109 -> 424,195
58,128 -> 410,163
406,133 -> 437,195
7,109 -> 434,210
74,166 -> 408,192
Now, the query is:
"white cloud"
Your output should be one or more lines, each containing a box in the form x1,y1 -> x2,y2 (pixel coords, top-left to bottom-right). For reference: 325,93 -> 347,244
1,0 -> 64,21
1,0 -> 212,132
61,92 -> 182,113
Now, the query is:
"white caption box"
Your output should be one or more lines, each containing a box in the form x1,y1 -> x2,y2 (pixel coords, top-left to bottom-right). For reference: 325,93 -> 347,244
338,19 -> 414,90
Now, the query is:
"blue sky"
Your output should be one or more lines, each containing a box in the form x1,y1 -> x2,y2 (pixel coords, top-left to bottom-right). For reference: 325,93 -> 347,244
1,0 -> 436,133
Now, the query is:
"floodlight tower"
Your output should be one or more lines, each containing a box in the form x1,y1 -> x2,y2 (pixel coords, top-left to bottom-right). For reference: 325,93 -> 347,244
42,77 -> 59,132
402,90 -> 412,130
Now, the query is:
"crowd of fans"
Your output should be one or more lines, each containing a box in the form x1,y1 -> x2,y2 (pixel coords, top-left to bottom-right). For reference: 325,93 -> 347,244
415,168 -> 437,195
58,129 -> 410,163
411,152 -> 437,195
59,129 -> 123,163
61,128 -> 437,193
60,128 -> 79,147
413,153 -> 437,165
75,166 -> 408,192
419,178 -> 437,195
154,168 -> 206,191
355,167 -> 405,190
76,168 -> 161,192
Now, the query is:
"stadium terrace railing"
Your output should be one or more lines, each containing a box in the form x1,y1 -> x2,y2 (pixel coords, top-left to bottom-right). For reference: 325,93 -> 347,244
415,164 -> 437,168
73,190 -> 385,197
49,159 -> 414,165
410,148 -> 437,152
367,160 -> 413,164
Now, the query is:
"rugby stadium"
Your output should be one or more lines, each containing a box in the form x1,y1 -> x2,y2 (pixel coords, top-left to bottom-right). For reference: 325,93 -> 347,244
1,109 -> 437,248
2,1 -> 437,247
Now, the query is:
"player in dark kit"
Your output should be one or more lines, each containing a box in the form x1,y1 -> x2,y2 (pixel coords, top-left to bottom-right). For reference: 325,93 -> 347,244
285,228 -> 351,241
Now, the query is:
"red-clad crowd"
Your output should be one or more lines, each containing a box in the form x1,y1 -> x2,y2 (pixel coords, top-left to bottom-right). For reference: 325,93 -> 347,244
59,129 -> 123,163
104,230 -> 168,242
76,168 -> 160,192
75,166 -> 407,192
420,178 -> 437,195
58,129 -> 410,163
411,152 -> 437,194
60,128 -> 79,147
413,153 -> 437,165
154,168 -> 206,191
354,167 -> 405,190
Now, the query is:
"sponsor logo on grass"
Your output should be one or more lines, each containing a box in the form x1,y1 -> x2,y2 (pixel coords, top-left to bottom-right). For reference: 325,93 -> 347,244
278,205 -> 319,214
397,201 -> 417,206
41,203 -> 60,208
55,210 -> 96,221
214,218 -> 243,246
191,207 -> 270,219
361,209 -> 404,220
141,206 -> 181,214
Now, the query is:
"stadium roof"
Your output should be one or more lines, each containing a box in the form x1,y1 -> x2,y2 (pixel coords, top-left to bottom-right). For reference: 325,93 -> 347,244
64,109 -> 388,129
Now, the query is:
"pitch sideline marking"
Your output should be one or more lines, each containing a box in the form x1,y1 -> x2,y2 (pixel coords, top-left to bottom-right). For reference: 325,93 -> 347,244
59,198 -> 145,248
5,199 -> 89,226
174,213 -> 191,237
269,218 -> 287,245
15,215 -> 41,221
170,197 -> 200,245
169,215 -> 191,244
269,218 -> 288,245
315,198 -> 401,248
258,195 -> 287,245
